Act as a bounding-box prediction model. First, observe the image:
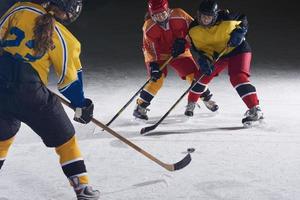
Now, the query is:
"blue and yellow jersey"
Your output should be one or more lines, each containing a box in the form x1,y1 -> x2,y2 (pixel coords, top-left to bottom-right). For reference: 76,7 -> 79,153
188,10 -> 251,60
0,2 -> 81,90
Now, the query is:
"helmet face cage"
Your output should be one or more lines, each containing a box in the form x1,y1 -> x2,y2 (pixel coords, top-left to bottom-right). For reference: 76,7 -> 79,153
65,0 -> 83,24
49,0 -> 82,24
151,9 -> 170,24
197,11 -> 217,27
197,0 -> 219,27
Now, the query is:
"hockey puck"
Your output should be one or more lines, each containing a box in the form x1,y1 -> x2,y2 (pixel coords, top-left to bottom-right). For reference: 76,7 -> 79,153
187,148 -> 195,153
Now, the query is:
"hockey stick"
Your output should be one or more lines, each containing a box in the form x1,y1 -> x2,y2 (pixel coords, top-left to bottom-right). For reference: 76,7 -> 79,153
140,48 -> 228,135
105,56 -> 173,127
55,94 -> 191,171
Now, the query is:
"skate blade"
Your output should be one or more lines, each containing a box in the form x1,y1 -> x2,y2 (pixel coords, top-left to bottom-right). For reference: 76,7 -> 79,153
132,118 -> 148,124
243,118 -> 264,128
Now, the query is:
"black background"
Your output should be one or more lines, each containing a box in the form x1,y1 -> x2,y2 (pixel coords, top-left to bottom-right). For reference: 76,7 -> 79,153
1,0 -> 299,70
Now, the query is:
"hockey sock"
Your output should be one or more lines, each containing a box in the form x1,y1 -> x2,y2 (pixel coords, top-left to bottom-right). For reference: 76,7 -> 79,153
186,73 -> 200,102
55,136 -> 89,189
0,137 -> 15,170
189,81 -> 207,103
138,75 -> 164,105
200,89 -> 213,101
230,73 -> 259,108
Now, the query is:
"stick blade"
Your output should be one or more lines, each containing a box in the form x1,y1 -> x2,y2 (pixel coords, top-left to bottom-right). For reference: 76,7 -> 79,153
140,124 -> 157,135
173,153 -> 192,171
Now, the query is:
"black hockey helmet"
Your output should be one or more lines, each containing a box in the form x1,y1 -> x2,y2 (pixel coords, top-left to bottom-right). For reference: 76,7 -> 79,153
197,0 -> 219,26
48,0 -> 83,24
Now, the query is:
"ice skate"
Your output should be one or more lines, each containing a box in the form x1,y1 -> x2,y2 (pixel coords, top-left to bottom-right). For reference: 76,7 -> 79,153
133,103 -> 150,120
203,99 -> 219,112
201,94 -> 219,112
75,185 -> 100,200
184,101 -> 196,117
242,105 -> 264,127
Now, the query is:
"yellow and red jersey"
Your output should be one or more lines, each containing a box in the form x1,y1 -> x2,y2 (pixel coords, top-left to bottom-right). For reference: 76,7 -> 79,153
142,8 -> 194,62
0,2 -> 82,90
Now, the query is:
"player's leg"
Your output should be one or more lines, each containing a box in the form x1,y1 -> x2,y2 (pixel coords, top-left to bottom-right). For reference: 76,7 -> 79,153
0,116 -> 20,170
20,85 -> 100,199
170,57 -> 219,116
228,52 -> 263,125
134,61 -> 168,120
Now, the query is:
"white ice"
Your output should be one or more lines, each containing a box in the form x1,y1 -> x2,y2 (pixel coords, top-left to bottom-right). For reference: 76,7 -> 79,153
0,65 -> 300,200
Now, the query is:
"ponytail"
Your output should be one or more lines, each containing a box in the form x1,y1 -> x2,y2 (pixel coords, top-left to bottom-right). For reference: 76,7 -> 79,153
33,12 -> 55,56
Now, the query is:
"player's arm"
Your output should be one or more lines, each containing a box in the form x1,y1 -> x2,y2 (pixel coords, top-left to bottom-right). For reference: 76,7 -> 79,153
50,27 -> 93,124
0,9 -> 11,48
143,31 -> 159,63
219,10 -> 248,31
219,10 -> 249,47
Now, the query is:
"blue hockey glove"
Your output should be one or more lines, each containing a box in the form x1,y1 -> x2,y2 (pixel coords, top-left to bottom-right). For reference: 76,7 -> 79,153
171,38 -> 186,58
149,62 -> 162,82
228,27 -> 247,47
198,55 -> 214,76
74,98 -> 94,124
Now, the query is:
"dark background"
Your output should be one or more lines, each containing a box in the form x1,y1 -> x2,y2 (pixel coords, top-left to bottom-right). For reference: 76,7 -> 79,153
1,0 -> 299,71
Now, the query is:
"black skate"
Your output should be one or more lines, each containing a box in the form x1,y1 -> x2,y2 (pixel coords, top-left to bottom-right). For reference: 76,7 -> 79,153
76,185 -> 100,200
184,102 -> 196,117
133,104 -> 150,120
242,105 -> 264,127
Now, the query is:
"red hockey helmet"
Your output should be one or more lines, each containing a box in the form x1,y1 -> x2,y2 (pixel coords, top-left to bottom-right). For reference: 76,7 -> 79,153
148,0 -> 169,15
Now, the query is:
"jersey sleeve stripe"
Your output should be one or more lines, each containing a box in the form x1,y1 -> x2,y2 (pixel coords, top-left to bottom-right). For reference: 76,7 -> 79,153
0,6 -> 44,29
55,26 -> 68,85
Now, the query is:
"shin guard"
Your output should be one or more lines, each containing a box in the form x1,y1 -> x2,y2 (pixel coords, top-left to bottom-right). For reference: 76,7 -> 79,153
230,73 -> 259,108
55,136 -> 89,189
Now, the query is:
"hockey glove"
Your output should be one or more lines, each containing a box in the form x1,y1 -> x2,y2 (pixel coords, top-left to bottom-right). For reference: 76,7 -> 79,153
149,62 -> 162,82
198,55 -> 214,76
74,98 -> 94,124
171,38 -> 186,58
228,27 -> 247,47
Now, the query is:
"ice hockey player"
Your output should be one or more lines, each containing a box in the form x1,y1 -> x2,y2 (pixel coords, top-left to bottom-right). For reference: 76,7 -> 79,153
133,0 -> 219,120
188,0 -> 264,126
0,0 -> 100,199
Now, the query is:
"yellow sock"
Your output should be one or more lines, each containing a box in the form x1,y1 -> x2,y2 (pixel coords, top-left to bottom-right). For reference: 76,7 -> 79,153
55,136 -> 89,188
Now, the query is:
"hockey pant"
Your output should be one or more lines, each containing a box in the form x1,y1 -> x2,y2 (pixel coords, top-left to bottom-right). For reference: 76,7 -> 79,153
198,52 -> 259,109
137,57 -> 213,106
0,53 -> 89,189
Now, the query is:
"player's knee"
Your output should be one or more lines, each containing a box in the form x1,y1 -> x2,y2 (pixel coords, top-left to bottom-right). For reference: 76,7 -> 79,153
0,121 -> 20,141
145,75 -> 164,94
0,136 -> 16,169
185,73 -> 195,84
229,72 -> 250,87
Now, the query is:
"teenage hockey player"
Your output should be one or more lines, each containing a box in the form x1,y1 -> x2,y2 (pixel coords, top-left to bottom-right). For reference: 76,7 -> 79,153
0,0 -> 100,199
188,0 -> 264,126
133,0 -> 219,120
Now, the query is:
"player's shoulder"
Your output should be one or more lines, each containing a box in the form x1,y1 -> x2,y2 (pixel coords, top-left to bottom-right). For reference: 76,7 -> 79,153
10,2 -> 46,15
170,8 -> 191,18
188,20 -> 199,30
143,18 -> 157,34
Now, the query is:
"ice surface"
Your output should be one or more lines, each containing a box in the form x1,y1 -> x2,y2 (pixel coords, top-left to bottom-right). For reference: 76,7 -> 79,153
1,67 -> 300,200
1,0 -> 300,199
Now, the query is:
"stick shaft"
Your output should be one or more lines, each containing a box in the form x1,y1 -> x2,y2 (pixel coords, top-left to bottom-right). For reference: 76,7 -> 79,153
105,56 -> 173,127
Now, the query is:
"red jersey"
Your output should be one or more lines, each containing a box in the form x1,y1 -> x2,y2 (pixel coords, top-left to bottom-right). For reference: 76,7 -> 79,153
142,8 -> 193,62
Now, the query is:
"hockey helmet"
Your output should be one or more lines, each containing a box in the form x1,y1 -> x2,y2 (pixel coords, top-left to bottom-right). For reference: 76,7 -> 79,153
197,0 -> 219,26
48,0 -> 82,24
148,0 -> 169,15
